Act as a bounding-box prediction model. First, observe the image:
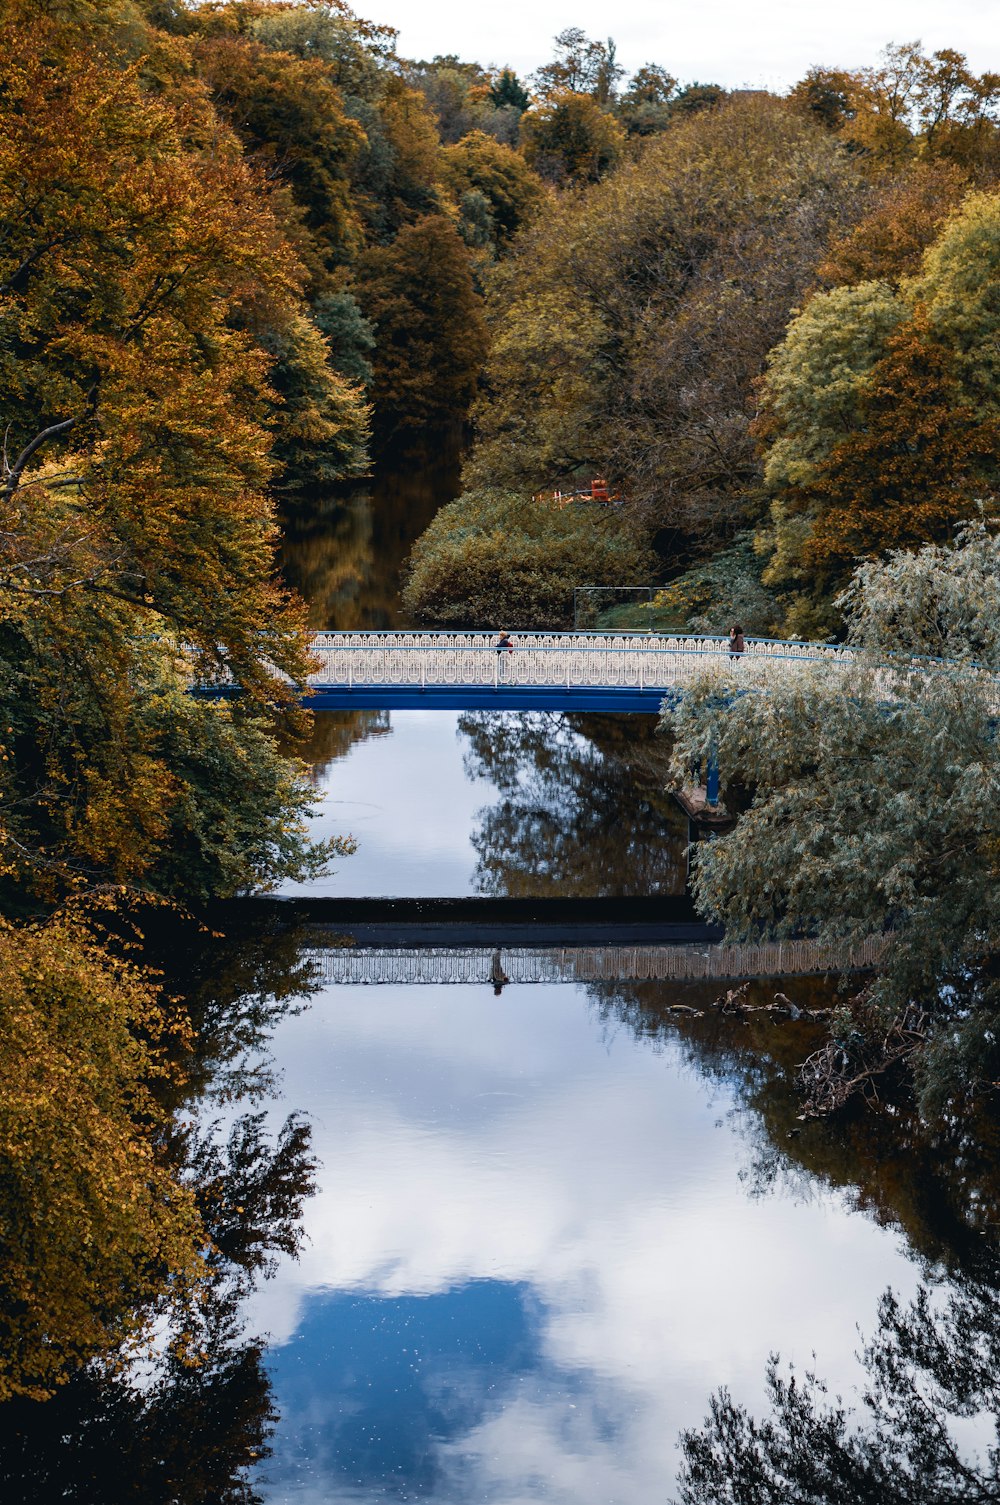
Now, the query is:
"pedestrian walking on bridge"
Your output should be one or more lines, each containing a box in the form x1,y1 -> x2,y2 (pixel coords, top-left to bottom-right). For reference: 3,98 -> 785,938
729,624 -> 745,662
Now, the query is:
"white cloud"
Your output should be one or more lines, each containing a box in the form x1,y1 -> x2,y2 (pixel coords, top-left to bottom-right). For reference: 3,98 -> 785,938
245,981 -> 920,1498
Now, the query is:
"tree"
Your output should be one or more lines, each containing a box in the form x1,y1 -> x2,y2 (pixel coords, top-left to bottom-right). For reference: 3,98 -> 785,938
618,63 -> 678,136
0,8 -> 359,899
489,67 -> 530,114
260,310 -> 371,489
469,93 -> 867,546
532,28 -> 624,104
788,42 -> 1000,175
818,161 -> 969,288
459,711 -> 686,895
0,913 -> 205,1400
757,191 -> 1000,631
191,30 -> 367,266
312,287 -> 377,386
520,90 -> 625,183
359,215 -> 488,449
661,525 -> 1000,1117
439,131 -> 545,253
676,1272 -> 1000,1505
787,65 -> 858,132
401,487 -> 652,627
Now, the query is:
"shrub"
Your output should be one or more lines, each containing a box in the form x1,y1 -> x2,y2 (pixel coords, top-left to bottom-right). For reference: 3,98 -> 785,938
401,487 -> 652,628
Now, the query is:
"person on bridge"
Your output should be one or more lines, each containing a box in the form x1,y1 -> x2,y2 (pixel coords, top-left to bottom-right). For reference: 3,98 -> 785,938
729,624 -> 745,661
495,630 -> 514,654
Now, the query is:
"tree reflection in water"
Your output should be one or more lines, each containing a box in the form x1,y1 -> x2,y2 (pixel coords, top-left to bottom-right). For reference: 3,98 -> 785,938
279,449 -> 461,633
587,978 -> 1000,1504
0,913 -> 323,1504
460,711 -> 689,896
675,1270 -> 1000,1505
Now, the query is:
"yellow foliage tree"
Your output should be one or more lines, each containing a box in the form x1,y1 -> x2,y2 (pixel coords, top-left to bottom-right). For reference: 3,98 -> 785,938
0,913 -> 205,1400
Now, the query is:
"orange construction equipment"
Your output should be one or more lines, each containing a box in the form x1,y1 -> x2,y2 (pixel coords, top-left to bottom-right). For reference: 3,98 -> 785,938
590,476 -> 609,501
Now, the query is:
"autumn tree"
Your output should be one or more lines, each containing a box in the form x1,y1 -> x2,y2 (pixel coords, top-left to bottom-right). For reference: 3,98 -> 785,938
0,913 -> 205,1399
818,160 -> 968,288
757,191 -> 1000,632
0,8 -> 361,897
532,27 -> 624,104
359,215 -> 488,450
439,131 -> 545,254
468,93 -> 866,546
790,42 -> 1000,176
191,30 -> 366,266
618,63 -> 679,135
520,90 -> 626,184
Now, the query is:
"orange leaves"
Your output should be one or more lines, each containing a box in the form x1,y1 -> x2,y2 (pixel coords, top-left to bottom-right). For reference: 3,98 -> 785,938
0,912 -> 205,1399
799,305 -> 999,572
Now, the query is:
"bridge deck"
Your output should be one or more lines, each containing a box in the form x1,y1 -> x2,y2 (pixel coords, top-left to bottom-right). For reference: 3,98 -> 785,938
202,631 -> 864,711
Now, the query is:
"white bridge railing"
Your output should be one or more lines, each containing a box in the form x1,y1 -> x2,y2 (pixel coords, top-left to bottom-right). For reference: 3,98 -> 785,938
303,632 -> 858,692
311,938 -> 885,986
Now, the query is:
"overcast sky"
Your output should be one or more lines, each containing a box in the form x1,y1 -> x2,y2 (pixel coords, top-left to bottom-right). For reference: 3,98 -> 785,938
371,0 -> 999,92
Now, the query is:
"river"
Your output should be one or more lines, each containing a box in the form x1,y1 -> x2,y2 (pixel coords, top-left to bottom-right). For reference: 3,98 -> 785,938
239,472 -> 991,1500
5,467 -> 998,1502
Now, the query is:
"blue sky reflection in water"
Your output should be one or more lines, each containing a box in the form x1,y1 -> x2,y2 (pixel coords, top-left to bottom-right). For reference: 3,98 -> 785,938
279,712 -> 495,898
246,980 -> 923,1503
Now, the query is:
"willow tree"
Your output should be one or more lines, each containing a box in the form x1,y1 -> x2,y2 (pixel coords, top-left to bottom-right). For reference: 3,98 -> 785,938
663,526 -> 1000,1116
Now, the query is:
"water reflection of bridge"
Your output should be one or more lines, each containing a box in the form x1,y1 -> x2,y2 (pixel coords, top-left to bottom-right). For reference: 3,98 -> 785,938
311,938 -> 884,986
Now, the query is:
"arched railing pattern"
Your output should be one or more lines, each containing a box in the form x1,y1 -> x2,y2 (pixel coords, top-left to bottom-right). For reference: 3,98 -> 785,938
310,937 -> 885,986
299,631 -> 858,694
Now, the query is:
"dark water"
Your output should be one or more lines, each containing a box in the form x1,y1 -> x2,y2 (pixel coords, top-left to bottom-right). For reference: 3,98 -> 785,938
7,466 -> 1000,1503
280,455 -> 461,631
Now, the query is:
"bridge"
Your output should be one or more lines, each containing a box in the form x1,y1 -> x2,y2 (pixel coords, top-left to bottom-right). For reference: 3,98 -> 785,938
273,631 -> 858,713
309,937 -> 885,986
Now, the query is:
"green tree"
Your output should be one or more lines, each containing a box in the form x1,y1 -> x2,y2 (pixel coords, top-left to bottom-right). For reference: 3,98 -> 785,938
662,525 -> 1000,1117
489,67 -> 530,114
757,191 -> 1000,631
312,287 -> 377,386
359,215 -> 488,449
402,487 -> 652,627
261,310 -> 371,489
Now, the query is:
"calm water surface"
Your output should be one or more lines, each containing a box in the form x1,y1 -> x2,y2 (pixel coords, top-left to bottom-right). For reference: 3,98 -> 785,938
242,475 -> 950,1500
246,970 -> 922,1504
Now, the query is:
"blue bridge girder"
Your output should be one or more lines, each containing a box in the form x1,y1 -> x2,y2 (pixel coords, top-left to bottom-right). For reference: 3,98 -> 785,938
296,683 -> 681,713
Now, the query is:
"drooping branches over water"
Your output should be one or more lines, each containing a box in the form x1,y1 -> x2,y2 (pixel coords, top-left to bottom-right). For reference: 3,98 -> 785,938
663,526 -> 1000,1118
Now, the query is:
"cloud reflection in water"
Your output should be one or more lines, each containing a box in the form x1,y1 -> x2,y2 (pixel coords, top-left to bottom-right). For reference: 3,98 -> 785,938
249,983 -> 920,1502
